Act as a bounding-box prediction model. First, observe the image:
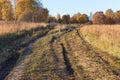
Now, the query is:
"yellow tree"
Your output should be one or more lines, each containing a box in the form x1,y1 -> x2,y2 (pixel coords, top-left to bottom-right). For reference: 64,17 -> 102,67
77,14 -> 89,23
105,9 -> 114,24
70,13 -> 81,23
16,0 -> 49,22
0,2 -> 2,20
1,0 -> 13,21
0,1 -> 2,20
16,0 -> 42,21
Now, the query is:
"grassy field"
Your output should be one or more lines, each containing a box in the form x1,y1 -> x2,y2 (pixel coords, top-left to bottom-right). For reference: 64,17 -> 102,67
0,22 -> 47,35
80,25 -> 120,58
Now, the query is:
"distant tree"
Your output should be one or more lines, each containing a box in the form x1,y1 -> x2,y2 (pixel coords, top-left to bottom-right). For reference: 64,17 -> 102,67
62,14 -> 70,24
47,15 -> 56,23
105,9 -> 114,24
105,9 -> 113,17
70,13 -> 89,23
70,13 -> 81,23
77,14 -> 89,23
111,11 -> 120,24
70,17 -> 77,23
92,11 -> 106,24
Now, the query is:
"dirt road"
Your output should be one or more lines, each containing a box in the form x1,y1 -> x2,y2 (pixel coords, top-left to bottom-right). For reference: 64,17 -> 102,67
3,25 -> 120,80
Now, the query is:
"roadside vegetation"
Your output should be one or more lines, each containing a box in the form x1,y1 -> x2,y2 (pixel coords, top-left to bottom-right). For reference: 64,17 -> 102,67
80,25 -> 120,58
80,25 -> 120,70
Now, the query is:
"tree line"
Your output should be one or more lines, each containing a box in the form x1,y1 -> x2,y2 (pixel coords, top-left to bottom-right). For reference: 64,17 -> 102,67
48,13 -> 89,24
0,0 -> 49,22
0,1 -> 119,24
48,9 -> 120,24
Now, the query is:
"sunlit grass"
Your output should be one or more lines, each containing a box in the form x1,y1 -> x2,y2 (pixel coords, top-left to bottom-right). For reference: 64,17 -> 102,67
0,22 -> 47,35
80,25 -> 120,58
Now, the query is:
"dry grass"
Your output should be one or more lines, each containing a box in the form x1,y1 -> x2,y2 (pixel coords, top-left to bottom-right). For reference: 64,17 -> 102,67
0,22 -> 48,70
80,25 -> 120,58
0,22 -> 47,35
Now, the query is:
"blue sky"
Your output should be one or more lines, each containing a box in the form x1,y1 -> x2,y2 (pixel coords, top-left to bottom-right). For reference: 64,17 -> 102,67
42,0 -> 120,16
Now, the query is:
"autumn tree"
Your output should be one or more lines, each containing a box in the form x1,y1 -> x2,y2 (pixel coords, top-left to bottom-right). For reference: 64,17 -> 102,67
62,14 -> 70,24
105,9 -> 114,24
105,9 -> 113,17
16,0 -> 49,22
33,8 -> 49,22
16,0 -> 39,21
0,1 -> 2,20
70,13 -> 89,23
18,10 -> 33,22
40,8 -> 49,22
92,11 -> 106,24
77,14 -> 89,23
47,15 -> 56,23
111,11 -> 120,24
0,0 -> 13,21
2,0 -> 13,21
70,13 -> 81,23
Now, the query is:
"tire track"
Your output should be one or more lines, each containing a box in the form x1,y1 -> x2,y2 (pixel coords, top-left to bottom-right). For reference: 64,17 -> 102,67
49,37 -> 74,80
62,33 -> 87,80
60,43 -> 74,75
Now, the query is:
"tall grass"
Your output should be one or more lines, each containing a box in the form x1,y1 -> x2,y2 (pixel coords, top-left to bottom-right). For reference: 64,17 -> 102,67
80,25 -> 120,58
0,22 -> 47,35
